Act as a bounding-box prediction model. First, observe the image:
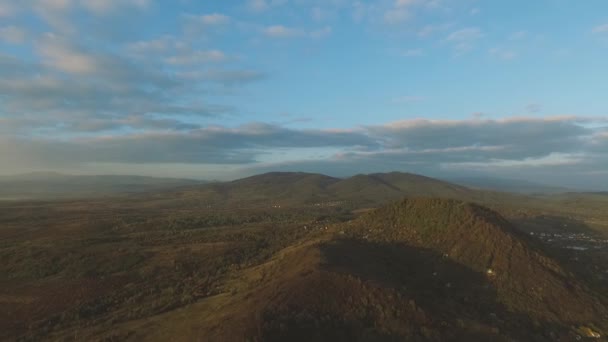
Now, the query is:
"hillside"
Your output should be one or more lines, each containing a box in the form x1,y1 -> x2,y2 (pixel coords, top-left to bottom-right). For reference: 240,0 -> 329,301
118,199 -> 607,341
2,185 -> 607,341
447,176 -> 572,194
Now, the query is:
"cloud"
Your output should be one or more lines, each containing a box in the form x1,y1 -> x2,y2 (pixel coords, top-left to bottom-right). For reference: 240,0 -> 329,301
311,6 -> 328,21
383,0 -> 425,25
165,50 -> 228,65
3,116 -> 607,186
182,13 -> 231,34
0,123 -> 377,167
445,27 -> 484,54
177,69 -> 267,86
80,0 -> 150,14
489,47 -> 517,60
36,33 -> 100,74
592,24 -> 608,34
264,25 -> 302,38
256,116 -> 608,188
418,23 -> 452,38
351,0 -> 442,26
263,25 -> 332,39
509,30 -> 528,40
247,0 -> 287,13
196,13 -> 230,25
29,0 -> 151,14
402,49 -> 424,57
248,0 -> 269,12
384,7 -> 410,25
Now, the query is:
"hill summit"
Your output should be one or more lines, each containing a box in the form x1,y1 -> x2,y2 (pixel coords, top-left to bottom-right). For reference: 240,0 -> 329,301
351,199 -> 607,324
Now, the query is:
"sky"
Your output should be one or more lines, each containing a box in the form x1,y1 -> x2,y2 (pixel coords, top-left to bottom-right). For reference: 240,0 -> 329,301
0,0 -> 607,189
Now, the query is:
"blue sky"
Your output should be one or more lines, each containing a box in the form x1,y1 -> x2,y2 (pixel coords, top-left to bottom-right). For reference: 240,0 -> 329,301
0,0 -> 607,188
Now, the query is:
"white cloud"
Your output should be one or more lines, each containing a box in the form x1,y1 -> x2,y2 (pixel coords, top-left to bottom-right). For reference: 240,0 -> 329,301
247,0 -> 286,12
402,49 -> 424,57
187,13 -> 230,26
509,30 -> 528,40
309,26 -> 332,38
165,50 -> 228,65
384,7 -> 410,24
202,13 -> 230,25
36,34 -> 99,74
80,0 -> 150,13
418,23 -> 452,38
384,0 -> 419,24
592,23 -> 608,34
445,27 -> 484,54
127,35 -> 176,55
248,0 -> 268,12
37,0 -> 72,11
264,25 -> 302,38
311,6 -> 327,21
446,27 -> 483,42
489,47 -> 517,60
263,25 -> 331,39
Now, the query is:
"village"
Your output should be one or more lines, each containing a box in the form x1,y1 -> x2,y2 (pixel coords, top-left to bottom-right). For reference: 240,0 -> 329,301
531,231 -> 608,251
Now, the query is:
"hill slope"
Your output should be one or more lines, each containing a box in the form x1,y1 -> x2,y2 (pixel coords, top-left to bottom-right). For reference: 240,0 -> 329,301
134,198 -> 606,341
447,176 -> 572,194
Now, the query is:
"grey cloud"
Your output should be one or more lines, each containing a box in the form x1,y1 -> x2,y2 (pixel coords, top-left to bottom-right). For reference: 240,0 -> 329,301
366,118 -> 594,160
0,123 -> 376,166
178,70 -> 268,86
2,116 -> 607,189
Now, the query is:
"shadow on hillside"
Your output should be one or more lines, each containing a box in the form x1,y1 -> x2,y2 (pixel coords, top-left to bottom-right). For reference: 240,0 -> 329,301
319,239 -> 570,341
259,238 -> 570,342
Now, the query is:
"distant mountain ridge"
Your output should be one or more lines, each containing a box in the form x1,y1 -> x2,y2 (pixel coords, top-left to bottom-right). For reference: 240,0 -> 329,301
178,171 -> 477,206
0,171 -> 582,204
0,173 -> 204,200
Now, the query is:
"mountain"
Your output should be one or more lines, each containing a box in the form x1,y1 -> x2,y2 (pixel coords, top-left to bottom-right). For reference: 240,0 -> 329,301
180,172 -> 477,206
0,173 -> 203,200
144,199 -> 607,341
331,172 -> 471,200
446,176 -> 571,194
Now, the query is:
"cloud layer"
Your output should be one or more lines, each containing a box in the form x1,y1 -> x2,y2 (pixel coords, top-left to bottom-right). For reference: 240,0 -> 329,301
2,116 -> 607,188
